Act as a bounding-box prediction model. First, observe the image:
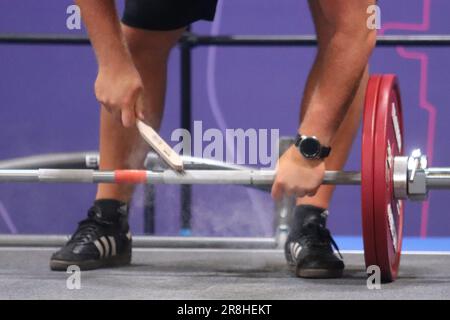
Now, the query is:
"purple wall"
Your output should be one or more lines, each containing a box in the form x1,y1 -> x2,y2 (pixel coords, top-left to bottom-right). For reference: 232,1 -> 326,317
0,0 -> 449,238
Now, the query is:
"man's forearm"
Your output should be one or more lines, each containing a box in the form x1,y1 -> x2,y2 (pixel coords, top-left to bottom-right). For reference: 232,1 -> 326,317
76,0 -> 130,67
299,31 -> 376,146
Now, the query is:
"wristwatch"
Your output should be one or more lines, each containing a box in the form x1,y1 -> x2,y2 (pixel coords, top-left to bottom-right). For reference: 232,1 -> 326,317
294,134 -> 331,160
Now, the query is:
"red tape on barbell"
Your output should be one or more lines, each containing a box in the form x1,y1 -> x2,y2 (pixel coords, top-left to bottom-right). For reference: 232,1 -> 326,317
114,170 -> 147,184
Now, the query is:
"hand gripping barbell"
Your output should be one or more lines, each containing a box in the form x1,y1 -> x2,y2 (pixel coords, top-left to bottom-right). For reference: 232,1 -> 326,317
0,74 -> 448,282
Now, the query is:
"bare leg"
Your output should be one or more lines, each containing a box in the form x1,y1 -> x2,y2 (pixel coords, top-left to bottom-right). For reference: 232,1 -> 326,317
296,1 -> 369,208
96,26 -> 185,202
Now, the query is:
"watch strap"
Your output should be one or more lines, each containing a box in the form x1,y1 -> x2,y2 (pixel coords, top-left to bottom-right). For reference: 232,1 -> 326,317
294,133 -> 302,147
319,146 -> 331,158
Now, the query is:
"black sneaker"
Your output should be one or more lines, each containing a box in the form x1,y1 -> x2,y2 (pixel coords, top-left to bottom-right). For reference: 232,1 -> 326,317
50,200 -> 132,271
285,205 -> 344,278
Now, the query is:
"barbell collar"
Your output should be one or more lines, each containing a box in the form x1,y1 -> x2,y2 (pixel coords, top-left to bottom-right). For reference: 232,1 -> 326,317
394,156 -> 409,199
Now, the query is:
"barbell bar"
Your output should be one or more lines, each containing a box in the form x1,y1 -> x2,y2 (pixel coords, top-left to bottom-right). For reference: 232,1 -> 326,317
0,168 -> 360,185
0,161 -> 448,194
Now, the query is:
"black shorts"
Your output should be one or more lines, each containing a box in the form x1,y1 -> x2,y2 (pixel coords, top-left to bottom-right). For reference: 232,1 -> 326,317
122,0 -> 218,31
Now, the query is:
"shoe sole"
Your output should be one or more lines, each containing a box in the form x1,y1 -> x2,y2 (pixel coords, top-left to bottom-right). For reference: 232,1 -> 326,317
296,267 -> 344,279
50,254 -> 131,271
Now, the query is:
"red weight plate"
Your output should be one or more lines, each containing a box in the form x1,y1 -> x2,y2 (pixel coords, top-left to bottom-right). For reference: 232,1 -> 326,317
361,75 -> 382,272
372,75 -> 404,282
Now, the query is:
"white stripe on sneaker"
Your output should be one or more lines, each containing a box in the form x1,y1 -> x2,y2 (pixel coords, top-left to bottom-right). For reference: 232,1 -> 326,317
290,242 -> 303,260
94,240 -> 105,258
294,244 -> 302,258
290,242 -> 297,260
108,236 -> 117,257
100,237 -> 110,258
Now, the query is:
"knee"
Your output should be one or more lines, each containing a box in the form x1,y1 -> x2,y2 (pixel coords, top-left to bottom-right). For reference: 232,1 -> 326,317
333,22 -> 377,55
123,26 -> 182,59
356,28 -> 377,55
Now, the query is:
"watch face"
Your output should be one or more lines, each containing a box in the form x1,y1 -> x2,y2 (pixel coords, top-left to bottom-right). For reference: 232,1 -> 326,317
299,137 -> 321,158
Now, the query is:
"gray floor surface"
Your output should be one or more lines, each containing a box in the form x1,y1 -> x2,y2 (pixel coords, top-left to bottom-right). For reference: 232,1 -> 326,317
1,247 -> 450,299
